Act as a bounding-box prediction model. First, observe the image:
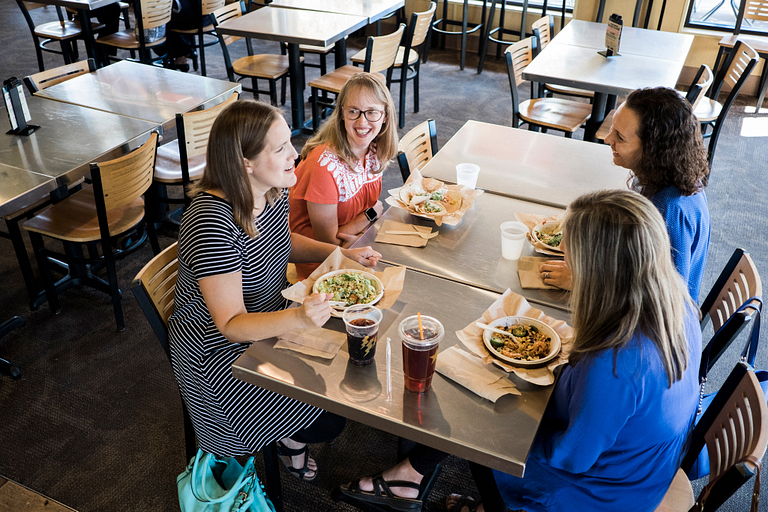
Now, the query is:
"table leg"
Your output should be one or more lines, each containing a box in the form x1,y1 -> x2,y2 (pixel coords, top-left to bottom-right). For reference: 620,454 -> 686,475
78,9 -> 100,66
287,43 -> 306,135
4,217 -> 39,306
334,38 -> 347,67
460,0 -> 469,70
584,91 -> 608,142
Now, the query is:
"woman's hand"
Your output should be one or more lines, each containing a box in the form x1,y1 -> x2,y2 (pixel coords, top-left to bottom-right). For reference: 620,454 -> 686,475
301,293 -> 333,327
341,246 -> 381,268
540,260 -> 572,290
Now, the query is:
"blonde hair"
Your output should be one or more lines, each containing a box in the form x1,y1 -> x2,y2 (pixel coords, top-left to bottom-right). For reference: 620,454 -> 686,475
565,190 -> 693,386
188,100 -> 283,238
300,72 -> 398,171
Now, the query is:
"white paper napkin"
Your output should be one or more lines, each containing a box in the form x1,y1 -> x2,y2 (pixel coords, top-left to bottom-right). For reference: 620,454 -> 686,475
436,345 -> 520,402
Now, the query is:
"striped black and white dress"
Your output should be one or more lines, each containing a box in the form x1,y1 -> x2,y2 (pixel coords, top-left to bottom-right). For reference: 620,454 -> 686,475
168,191 -> 322,457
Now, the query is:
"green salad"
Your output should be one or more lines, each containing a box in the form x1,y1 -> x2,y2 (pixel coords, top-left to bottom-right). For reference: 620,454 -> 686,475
316,272 -> 378,306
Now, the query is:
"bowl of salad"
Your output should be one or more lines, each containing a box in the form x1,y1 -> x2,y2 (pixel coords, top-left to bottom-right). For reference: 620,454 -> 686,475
531,222 -> 564,253
313,269 -> 384,311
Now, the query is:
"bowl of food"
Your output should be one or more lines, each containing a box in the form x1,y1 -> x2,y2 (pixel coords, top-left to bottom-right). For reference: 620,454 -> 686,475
399,185 -> 462,217
483,316 -> 561,367
313,269 -> 384,311
531,222 -> 564,253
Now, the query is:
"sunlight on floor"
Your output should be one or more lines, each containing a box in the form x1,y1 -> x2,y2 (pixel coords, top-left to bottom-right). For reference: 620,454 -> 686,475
739,106 -> 768,137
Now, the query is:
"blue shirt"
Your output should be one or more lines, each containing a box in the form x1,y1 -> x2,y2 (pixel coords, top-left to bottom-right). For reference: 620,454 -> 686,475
494,307 -> 702,512
650,186 -> 710,301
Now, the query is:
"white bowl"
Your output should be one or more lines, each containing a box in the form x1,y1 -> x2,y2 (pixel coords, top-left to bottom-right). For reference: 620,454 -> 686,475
483,316 -> 561,367
530,222 -> 564,253
312,269 -> 384,311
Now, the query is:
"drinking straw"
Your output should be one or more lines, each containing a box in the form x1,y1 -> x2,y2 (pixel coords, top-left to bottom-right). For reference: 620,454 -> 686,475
417,312 -> 424,340
386,337 -> 392,402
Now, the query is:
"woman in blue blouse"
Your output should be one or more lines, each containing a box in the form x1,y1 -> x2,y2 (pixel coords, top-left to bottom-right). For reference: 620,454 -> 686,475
541,87 -> 710,301
448,190 -> 702,512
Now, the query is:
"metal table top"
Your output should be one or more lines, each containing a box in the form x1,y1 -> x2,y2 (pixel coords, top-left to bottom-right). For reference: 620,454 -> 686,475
233,267 -> 569,477
354,191 -> 570,311
1,95 -> 158,185
215,6 -> 368,46
32,0 -> 116,11
0,163 -> 56,218
418,120 -> 629,208
34,61 -> 241,131
268,0 -> 404,24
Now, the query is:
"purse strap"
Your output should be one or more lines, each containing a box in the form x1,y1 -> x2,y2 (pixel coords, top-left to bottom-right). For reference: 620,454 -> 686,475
692,453 -> 762,512
190,449 -> 256,505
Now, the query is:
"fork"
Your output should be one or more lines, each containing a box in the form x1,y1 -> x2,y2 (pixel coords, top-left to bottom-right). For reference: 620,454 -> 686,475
384,230 -> 439,240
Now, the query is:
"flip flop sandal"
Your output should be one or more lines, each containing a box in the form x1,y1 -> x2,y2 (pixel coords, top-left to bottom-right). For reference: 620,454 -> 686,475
446,494 -> 480,512
275,440 -> 317,482
335,464 -> 443,512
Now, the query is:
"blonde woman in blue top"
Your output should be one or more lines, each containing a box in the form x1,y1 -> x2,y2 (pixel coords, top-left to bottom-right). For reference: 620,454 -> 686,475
447,190 -> 702,512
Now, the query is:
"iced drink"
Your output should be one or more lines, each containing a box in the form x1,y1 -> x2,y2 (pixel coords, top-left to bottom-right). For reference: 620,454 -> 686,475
342,305 -> 383,365
398,315 -> 444,392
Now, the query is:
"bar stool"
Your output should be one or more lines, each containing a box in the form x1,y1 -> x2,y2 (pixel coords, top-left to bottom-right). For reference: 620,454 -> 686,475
478,0 -> 543,74
430,0 -> 488,70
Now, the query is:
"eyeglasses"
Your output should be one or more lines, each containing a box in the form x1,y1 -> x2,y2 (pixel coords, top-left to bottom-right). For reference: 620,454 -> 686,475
342,108 -> 385,122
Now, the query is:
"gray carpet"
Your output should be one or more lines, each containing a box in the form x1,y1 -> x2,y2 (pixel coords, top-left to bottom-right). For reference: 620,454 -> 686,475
1,2 -> 767,511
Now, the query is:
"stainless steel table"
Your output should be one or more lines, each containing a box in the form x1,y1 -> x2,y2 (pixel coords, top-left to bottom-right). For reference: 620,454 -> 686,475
34,60 -> 242,131
233,267 -> 569,476
0,164 -> 55,219
354,192 -> 570,311
523,21 -> 694,142
268,0 -> 404,24
215,6 -> 367,134
418,120 -> 629,208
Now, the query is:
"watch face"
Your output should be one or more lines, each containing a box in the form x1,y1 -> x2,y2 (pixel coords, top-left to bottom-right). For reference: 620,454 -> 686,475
365,208 -> 377,221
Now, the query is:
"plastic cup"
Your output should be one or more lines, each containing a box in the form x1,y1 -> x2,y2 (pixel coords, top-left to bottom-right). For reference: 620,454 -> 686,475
342,305 -> 383,366
455,163 -> 480,189
398,315 -> 444,393
500,221 -> 527,260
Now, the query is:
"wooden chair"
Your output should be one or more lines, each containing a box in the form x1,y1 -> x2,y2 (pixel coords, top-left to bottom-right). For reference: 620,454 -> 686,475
397,119 -> 438,183
594,64 -> 714,141
656,362 -> 768,512
352,3 -> 436,129
309,24 -> 405,132
169,0 -> 226,76
23,58 -> 95,94
695,40 -> 758,168
17,0 -> 84,72
714,0 -> 768,110
505,38 -> 592,137
212,3 -> 293,106
152,91 -> 239,219
532,15 -> 594,101
95,0 -> 173,65
23,133 -> 161,332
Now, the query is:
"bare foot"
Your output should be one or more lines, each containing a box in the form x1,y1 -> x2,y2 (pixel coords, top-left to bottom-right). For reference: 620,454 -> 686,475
354,458 -> 422,499
278,437 -> 317,480
445,494 -> 485,512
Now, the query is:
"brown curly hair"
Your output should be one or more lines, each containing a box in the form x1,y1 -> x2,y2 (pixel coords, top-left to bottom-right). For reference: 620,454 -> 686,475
624,87 -> 709,197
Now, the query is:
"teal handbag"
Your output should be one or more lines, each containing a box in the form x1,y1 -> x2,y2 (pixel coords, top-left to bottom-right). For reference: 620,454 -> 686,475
177,448 -> 276,512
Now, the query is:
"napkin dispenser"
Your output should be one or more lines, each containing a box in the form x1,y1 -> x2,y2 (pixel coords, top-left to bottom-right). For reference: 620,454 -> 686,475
599,13 -> 622,58
3,77 -> 39,136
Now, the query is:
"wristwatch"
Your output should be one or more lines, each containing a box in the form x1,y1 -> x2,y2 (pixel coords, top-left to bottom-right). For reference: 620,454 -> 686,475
364,207 -> 378,222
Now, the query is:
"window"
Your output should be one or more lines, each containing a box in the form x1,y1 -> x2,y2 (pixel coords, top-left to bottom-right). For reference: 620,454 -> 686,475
685,0 -> 768,35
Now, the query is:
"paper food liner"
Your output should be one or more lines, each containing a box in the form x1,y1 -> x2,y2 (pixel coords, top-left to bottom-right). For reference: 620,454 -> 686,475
386,169 -> 483,226
374,220 -> 431,248
456,289 -> 573,386
515,212 -> 564,256
282,247 -> 405,317
436,345 -> 520,402
274,327 -> 346,359
518,256 -> 559,290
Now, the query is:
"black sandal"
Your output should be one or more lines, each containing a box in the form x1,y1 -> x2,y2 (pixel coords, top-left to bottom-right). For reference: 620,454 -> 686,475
446,494 -> 480,512
275,440 -> 316,482
335,463 -> 443,512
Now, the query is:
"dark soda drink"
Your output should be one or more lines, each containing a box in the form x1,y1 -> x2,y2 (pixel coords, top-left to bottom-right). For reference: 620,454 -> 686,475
346,318 -> 378,365
398,318 -> 444,393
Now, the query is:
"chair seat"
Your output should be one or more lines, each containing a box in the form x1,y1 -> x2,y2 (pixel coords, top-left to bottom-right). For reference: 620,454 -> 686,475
653,469 -> 694,512
544,83 -> 595,98
35,21 -> 82,40
351,46 -> 419,67
23,186 -> 145,243
154,140 -> 207,183
96,30 -> 166,49
693,96 -> 722,123
519,98 -> 592,132
233,54 -> 292,79
718,34 -> 768,53
595,109 -> 616,140
171,22 -> 215,35
308,65 -> 366,93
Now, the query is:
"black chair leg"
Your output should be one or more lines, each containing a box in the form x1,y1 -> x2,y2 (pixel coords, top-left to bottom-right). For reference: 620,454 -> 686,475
251,77 -> 259,100
102,243 -> 125,331
269,79 -> 278,106
280,76 -> 287,105
312,87 -> 320,132
28,232 -> 60,314
399,71 -> 407,129
0,316 -> 25,380
0,357 -> 22,380
414,65 -> 420,113
468,461 -> 510,512
262,442 -> 284,512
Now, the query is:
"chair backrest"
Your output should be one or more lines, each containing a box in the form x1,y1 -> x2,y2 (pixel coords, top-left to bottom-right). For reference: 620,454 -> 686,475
136,0 -> 173,31
17,0 -> 67,34
178,92 -> 239,160
531,15 -> 554,51
684,64 -> 714,110
397,119 -> 438,182
409,2 -> 436,48
131,241 -> 178,352
201,0 -> 226,16
734,0 -> 768,34
363,23 -> 406,74
212,3 -> 245,81
24,58 -> 96,93
505,37 -> 536,88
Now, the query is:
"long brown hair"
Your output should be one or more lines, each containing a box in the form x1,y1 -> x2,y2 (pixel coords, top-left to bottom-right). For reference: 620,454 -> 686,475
300,72 -> 398,170
188,100 -> 283,238
565,190 -> 693,386
624,87 -> 709,198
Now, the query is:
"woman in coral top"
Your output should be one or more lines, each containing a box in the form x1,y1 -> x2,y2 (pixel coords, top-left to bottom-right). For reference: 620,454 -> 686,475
290,72 -> 398,279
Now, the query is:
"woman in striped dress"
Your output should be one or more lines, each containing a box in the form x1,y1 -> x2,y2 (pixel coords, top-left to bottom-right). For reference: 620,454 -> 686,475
168,100 -> 381,481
